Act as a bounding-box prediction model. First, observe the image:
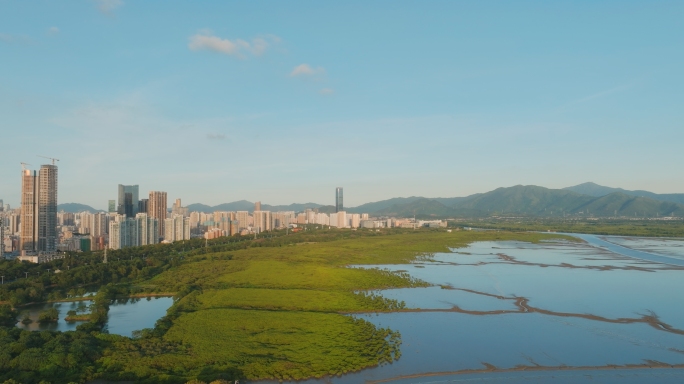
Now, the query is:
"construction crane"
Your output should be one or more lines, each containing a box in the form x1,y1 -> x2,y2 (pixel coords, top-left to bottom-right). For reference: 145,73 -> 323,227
20,162 -> 31,171
38,155 -> 60,165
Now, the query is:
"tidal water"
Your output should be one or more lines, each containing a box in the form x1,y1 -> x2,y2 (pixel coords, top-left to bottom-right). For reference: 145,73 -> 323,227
15,296 -> 173,337
255,234 -> 684,383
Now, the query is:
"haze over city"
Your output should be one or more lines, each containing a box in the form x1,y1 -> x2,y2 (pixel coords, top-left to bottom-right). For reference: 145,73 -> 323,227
2,1 -> 684,209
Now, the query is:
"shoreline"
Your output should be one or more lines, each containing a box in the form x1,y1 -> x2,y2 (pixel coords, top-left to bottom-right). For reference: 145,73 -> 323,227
366,362 -> 684,384
15,293 -> 176,308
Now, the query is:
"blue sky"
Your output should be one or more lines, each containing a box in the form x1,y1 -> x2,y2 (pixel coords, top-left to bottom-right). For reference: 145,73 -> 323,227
1,0 -> 683,209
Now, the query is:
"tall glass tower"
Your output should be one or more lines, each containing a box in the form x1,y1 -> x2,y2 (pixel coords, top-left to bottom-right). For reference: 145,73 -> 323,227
335,187 -> 343,213
38,164 -> 58,252
117,184 -> 139,217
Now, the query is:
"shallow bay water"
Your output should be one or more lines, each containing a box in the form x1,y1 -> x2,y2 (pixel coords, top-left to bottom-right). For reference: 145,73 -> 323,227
254,234 -> 684,383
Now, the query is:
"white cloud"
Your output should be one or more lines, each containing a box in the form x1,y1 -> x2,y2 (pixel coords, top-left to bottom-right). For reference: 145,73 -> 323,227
319,88 -> 334,95
48,27 -> 60,36
188,32 -> 278,58
94,0 -> 124,14
290,64 -> 325,77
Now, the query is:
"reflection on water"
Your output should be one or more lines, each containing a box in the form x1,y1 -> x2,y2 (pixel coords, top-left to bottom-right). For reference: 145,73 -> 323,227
257,235 -> 684,383
599,236 -> 684,260
16,296 -> 173,337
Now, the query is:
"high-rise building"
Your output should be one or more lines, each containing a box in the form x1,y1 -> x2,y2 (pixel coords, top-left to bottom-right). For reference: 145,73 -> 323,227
148,191 -> 167,237
79,212 -> 93,234
255,201 -> 261,211
253,211 -> 271,233
138,199 -> 148,215
108,200 -> 116,213
20,164 -> 58,253
136,213 -> 159,246
9,213 -> 20,235
164,214 -> 190,242
236,211 -> 249,230
92,212 -> 109,238
171,198 -> 188,217
336,187 -> 343,213
272,211 -> 295,229
350,213 -> 361,228
109,213 -> 159,250
20,169 -> 38,252
117,184 -> 139,217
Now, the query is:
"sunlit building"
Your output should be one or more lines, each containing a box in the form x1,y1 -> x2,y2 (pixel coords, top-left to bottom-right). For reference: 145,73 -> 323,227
20,164 -> 58,253
148,191 -> 167,236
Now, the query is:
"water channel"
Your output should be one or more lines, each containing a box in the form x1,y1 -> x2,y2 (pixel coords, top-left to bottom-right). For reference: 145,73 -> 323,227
256,233 -> 684,383
15,296 -> 173,337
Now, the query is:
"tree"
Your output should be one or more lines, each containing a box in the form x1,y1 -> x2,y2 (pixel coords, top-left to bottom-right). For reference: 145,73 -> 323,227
21,312 -> 32,324
0,304 -> 17,327
38,308 -> 59,323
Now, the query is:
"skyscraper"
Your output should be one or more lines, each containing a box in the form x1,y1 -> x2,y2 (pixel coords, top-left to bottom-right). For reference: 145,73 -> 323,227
148,191 -> 167,238
117,184 -> 139,217
335,187 -> 343,213
20,169 -> 38,252
255,201 -> 261,211
20,164 -> 58,253
108,200 -> 116,213
37,164 -> 58,252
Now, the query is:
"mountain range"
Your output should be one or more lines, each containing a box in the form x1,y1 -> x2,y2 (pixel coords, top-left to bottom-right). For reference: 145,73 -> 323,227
563,182 -> 684,205
56,203 -> 103,213
183,183 -> 684,218
58,182 -> 684,218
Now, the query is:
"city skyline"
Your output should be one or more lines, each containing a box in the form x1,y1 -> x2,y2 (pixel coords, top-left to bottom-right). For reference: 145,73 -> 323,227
2,2 -> 684,208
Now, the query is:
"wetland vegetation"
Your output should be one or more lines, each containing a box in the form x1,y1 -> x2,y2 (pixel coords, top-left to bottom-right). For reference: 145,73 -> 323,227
0,228 -> 574,383
456,218 -> 684,237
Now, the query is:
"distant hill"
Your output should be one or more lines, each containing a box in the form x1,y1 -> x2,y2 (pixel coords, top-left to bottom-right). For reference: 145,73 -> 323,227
347,197 -> 424,213
574,192 -> 684,217
452,185 -> 591,216
185,203 -> 214,213
263,203 -> 325,212
186,201 -> 326,213
374,198 -> 456,218
564,182 -> 684,205
184,184 -> 684,218
58,203 -> 103,213
187,201 -> 254,213
348,185 -> 684,218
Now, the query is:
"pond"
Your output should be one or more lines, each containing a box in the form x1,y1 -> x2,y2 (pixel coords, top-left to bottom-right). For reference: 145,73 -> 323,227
255,234 -> 684,383
15,296 -> 173,337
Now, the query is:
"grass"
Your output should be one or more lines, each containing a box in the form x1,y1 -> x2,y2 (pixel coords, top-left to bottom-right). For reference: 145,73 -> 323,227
214,261 -> 426,291
193,288 -> 405,312
163,309 -> 400,380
